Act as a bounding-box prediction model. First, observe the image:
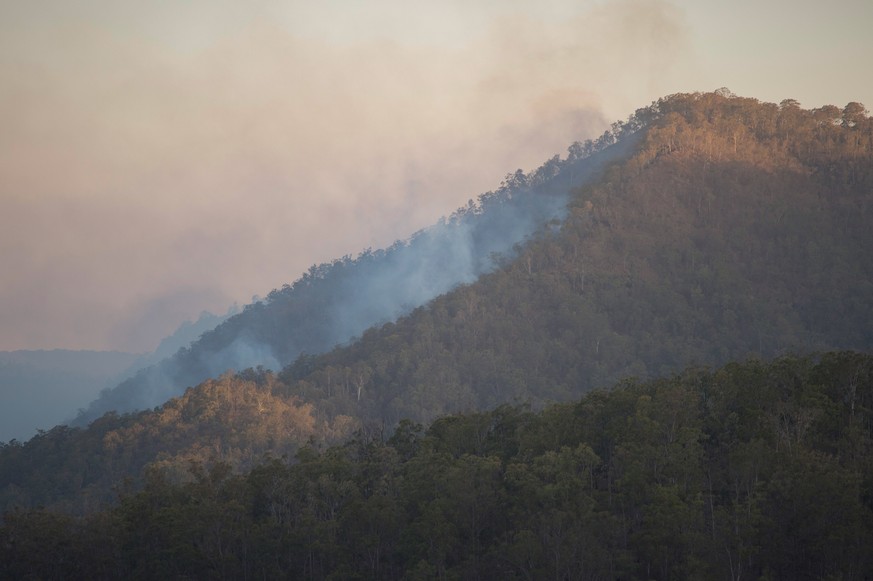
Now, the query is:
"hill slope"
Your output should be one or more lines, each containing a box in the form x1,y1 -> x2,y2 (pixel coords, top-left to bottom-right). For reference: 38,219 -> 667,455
74,134 -> 633,424
3,91 -> 872,512
3,352 -> 872,579
275,91 -> 873,423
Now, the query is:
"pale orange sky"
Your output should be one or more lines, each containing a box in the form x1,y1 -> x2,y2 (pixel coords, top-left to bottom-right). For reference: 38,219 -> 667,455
1,0 -> 871,352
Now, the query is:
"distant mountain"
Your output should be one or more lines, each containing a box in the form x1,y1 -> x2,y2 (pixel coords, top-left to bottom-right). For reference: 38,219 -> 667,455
73,133 -> 635,424
0,350 -> 139,442
113,307 -> 239,382
0,308 -> 238,443
3,90 -> 872,514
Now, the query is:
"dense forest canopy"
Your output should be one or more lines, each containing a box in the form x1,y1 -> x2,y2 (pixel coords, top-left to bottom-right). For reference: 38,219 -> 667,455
1,89 -> 872,545
3,352 -> 872,580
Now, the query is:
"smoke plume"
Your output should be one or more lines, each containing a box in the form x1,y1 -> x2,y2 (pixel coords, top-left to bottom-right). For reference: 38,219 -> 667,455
0,0 -> 692,353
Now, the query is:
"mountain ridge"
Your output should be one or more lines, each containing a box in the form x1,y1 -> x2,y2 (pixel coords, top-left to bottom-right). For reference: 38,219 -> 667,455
3,90 -> 872,514
73,127 -> 637,424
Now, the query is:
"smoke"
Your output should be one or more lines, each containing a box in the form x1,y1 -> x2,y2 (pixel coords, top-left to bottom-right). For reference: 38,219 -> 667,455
0,350 -> 140,442
73,130 -> 637,424
0,0 -> 692,353
326,180 -> 569,346
207,337 -> 281,377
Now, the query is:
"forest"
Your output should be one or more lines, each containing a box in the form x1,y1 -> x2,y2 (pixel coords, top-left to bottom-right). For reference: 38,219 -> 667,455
1,90 -> 872,578
2,353 -> 872,579
73,129 -> 631,426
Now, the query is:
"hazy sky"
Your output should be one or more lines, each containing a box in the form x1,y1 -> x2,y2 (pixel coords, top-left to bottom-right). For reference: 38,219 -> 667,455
2,0 -> 871,353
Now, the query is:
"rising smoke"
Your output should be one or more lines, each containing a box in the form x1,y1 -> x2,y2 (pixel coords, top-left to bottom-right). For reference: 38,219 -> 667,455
0,0 -> 691,354
73,131 -> 637,424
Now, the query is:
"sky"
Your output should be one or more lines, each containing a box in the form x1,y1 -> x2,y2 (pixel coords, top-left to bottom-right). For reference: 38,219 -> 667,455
1,0 -> 871,353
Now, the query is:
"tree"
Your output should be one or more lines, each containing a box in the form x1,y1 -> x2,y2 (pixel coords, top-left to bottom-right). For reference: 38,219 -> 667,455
842,102 -> 868,127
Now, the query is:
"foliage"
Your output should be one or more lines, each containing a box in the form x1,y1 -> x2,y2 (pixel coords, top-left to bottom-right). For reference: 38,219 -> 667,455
3,353 -> 873,579
0,371 -> 335,513
276,90 -> 873,424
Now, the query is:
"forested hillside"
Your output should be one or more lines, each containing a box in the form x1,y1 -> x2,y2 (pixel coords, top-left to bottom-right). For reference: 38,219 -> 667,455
3,352 -> 872,580
74,133 -> 633,424
276,90 -> 873,423
2,91 -> 872,514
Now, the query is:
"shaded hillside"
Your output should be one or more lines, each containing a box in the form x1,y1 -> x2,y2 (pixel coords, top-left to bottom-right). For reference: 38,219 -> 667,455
275,90 -> 873,424
3,91 -> 872,513
74,134 -> 633,424
4,352 -> 872,580
0,350 -> 140,443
